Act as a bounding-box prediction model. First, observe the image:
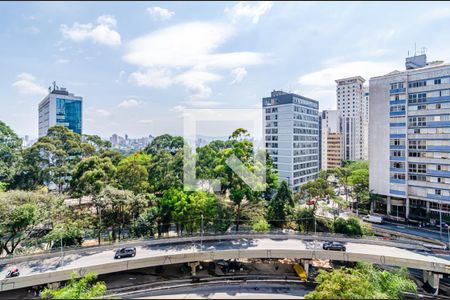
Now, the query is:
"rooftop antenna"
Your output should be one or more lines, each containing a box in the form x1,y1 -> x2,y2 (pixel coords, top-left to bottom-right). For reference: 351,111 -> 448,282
414,42 -> 417,56
421,47 -> 427,55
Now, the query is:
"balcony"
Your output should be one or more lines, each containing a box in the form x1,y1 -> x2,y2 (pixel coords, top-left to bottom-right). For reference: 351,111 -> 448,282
390,88 -> 406,94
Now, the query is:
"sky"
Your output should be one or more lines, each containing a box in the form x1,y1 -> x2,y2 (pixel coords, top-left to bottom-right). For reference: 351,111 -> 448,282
1,1 -> 450,139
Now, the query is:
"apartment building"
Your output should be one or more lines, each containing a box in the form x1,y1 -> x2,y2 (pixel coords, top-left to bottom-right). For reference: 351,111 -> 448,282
336,76 -> 368,161
320,110 -> 342,170
263,90 -> 320,192
370,54 -> 450,221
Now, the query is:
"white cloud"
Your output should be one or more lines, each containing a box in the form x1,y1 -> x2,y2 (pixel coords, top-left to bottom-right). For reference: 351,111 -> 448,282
175,70 -> 221,99
138,119 -> 153,124
421,6 -> 450,22
230,67 -> 247,84
25,25 -> 40,35
184,100 -> 223,108
60,15 -> 121,46
147,6 -> 175,21
56,58 -> 70,64
118,98 -> 144,108
298,60 -> 400,88
124,22 -> 235,68
124,21 -> 268,100
12,73 -> 47,96
95,108 -> 111,117
297,60 -> 402,109
171,105 -> 186,113
225,1 -> 273,24
129,68 -> 173,88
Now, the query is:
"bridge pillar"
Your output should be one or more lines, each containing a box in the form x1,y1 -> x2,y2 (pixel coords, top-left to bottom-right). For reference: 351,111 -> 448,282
47,282 -> 60,289
405,198 -> 410,219
300,259 -> 311,277
386,196 -> 391,215
423,270 -> 442,295
188,261 -> 200,276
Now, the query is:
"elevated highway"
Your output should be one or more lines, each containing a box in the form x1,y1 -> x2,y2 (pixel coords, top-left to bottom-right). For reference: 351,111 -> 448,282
1,234 -> 449,293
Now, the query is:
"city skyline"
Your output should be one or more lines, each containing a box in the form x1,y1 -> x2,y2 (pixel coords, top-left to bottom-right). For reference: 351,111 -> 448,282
1,1 -> 450,138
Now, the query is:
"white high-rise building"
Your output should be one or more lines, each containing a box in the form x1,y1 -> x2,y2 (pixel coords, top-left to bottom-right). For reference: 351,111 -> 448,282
336,76 -> 368,161
369,54 -> 450,221
263,90 -> 320,192
320,110 -> 342,170
38,84 -> 83,137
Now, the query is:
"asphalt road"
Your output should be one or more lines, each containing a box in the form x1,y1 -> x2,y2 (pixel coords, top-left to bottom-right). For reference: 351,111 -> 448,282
1,238 -> 449,280
131,283 -> 313,299
374,222 -> 449,243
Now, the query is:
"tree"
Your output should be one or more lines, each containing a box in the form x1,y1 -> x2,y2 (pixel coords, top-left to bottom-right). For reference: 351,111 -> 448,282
252,218 -> 270,232
43,219 -> 86,248
0,120 -> 22,188
0,190 -> 63,254
116,153 -> 150,194
294,206 -> 315,233
41,272 -> 106,299
333,166 -> 352,208
132,206 -> 159,238
96,186 -> 138,241
144,134 -> 184,155
14,126 -> 102,192
306,266 -> 375,299
267,181 -> 293,228
306,263 -> 416,299
70,156 -> 116,197
333,216 -> 363,236
349,168 -> 369,215
300,171 -> 335,215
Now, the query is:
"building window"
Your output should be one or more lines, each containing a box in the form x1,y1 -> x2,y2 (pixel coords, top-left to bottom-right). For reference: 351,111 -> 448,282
435,79 -> 442,85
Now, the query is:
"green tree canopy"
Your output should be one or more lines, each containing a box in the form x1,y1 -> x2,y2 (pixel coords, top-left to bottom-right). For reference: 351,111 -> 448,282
41,272 -> 106,299
267,181 -> 294,228
116,152 -> 151,194
0,120 -> 22,188
306,263 -> 416,299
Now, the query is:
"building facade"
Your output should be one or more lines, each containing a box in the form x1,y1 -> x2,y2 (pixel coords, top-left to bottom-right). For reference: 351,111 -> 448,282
320,110 -> 342,170
38,86 -> 82,137
263,90 -> 320,192
369,54 -> 450,221
336,76 -> 368,161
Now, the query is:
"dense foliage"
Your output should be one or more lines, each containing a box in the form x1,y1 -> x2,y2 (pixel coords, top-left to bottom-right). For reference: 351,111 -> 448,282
306,262 -> 417,299
41,272 -> 106,299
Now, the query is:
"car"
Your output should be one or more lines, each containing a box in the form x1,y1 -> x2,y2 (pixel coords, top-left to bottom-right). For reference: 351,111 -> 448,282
322,241 -> 346,251
114,247 -> 136,259
362,215 -> 383,224
436,222 -> 449,229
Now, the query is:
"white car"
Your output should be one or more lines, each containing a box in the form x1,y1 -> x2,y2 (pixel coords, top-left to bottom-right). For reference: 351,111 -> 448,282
362,215 -> 383,224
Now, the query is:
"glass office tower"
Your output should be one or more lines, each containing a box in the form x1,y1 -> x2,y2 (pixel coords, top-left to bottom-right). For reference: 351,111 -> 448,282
38,86 -> 83,137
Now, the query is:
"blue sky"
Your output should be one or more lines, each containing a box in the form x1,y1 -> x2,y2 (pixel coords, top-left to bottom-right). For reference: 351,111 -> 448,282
1,1 -> 450,138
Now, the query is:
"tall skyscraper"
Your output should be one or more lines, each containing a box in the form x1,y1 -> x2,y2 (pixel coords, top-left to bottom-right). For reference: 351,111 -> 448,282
263,90 -> 320,192
336,76 -> 368,161
320,110 -> 342,170
38,83 -> 82,137
369,54 -> 450,221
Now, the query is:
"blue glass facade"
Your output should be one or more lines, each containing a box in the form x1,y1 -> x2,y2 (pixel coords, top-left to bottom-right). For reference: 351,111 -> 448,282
56,98 -> 82,135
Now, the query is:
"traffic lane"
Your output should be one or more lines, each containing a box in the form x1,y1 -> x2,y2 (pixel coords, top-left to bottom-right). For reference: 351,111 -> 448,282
133,283 -> 312,299
373,223 -> 444,241
1,238 -> 449,279
0,238 -> 305,278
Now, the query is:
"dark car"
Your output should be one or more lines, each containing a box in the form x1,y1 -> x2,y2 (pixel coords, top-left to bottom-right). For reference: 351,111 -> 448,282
114,247 -> 136,259
322,241 -> 346,251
